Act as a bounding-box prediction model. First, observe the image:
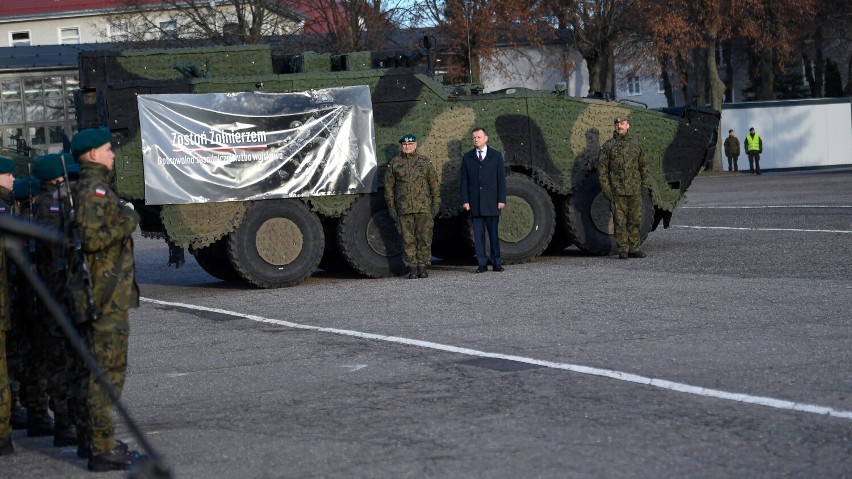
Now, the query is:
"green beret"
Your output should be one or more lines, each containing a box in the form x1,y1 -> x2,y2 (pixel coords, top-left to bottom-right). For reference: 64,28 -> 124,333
0,156 -> 14,174
399,134 -> 416,143
71,127 -> 112,160
33,153 -> 74,181
13,176 -> 40,200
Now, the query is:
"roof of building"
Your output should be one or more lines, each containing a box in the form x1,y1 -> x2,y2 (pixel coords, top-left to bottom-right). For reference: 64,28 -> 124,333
0,44 -> 103,72
0,0 -> 159,18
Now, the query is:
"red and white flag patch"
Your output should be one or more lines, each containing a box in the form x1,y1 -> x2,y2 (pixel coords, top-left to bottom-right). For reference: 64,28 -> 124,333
94,186 -> 107,197
49,204 -> 61,213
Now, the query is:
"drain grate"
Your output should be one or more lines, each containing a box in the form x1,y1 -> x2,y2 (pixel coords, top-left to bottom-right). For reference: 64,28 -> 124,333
460,357 -> 545,372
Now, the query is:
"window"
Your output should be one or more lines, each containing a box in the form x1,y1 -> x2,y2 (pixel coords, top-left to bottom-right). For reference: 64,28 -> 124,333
59,27 -> 81,45
716,43 -> 727,68
658,75 -> 666,94
110,22 -> 130,42
10,31 -> 31,46
627,76 -> 641,96
159,20 -> 178,40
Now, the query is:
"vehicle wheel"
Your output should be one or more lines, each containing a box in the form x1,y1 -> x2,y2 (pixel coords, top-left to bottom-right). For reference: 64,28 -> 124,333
544,194 -> 572,254
227,200 -> 324,288
318,218 -> 350,272
470,174 -> 554,264
566,171 -> 653,255
431,216 -> 473,261
189,237 -> 241,282
337,194 -> 406,278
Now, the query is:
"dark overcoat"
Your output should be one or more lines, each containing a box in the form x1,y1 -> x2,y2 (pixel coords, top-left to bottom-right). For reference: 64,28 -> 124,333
459,148 -> 507,217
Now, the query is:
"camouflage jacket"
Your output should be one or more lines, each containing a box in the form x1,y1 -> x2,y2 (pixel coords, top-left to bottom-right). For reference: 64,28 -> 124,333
72,162 -> 140,319
33,182 -> 72,299
0,187 -> 12,330
385,153 -> 440,216
598,132 -> 650,197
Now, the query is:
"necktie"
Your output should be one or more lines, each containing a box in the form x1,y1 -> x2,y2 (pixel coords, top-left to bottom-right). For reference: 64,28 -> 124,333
478,150 -> 483,163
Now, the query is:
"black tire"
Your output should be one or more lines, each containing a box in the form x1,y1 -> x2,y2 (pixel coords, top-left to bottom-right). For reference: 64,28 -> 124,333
467,174 -> 554,264
566,170 -> 654,255
227,200 -> 324,288
189,237 -> 241,282
544,194 -> 573,254
431,216 -> 473,261
337,194 -> 406,278
317,218 -> 350,272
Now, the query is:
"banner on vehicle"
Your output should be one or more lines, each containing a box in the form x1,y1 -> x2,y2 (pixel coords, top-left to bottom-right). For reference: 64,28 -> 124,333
138,86 -> 377,205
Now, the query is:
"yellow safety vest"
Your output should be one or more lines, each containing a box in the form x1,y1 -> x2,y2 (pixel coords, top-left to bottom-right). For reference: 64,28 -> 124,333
746,134 -> 761,152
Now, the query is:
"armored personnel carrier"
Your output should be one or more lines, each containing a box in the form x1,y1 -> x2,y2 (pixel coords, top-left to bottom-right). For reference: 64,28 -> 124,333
74,44 -> 720,288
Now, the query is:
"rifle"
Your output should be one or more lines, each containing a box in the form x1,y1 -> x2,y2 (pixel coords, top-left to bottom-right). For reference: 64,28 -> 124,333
59,154 -> 98,323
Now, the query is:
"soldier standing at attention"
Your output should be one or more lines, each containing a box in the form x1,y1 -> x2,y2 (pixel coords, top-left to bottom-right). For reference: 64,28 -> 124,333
70,128 -> 146,471
385,134 -> 440,279
598,114 -> 650,259
724,129 -> 740,172
0,156 -> 17,455
745,127 -> 763,175
460,127 -> 506,273
32,153 -> 86,448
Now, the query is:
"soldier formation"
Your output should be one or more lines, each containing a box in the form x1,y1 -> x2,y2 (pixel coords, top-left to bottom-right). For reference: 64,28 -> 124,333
0,128 -> 146,472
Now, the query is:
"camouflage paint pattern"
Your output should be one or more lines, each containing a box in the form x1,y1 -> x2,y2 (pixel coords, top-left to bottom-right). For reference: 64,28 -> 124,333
77,45 -> 719,264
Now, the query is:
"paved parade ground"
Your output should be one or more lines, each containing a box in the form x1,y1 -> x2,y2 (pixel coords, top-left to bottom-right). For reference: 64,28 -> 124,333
3,168 -> 852,478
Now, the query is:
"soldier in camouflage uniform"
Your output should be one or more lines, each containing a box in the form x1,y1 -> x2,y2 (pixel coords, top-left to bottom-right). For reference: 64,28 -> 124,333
385,134 -> 440,279
32,153 -> 88,448
8,176 -> 41,433
0,156 -> 17,455
70,128 -> 146,471
598,114 -> 651,259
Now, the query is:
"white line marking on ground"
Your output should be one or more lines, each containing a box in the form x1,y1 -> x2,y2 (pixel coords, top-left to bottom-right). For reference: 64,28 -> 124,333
675,225 -> 852,234
682,205 -> 852,209
141,297 -> 852,421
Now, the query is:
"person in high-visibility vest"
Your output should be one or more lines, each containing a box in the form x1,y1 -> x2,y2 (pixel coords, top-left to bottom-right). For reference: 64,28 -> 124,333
744,127 -> 763,175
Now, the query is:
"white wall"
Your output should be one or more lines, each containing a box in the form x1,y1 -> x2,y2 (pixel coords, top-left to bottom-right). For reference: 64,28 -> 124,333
722,98 -> 852,170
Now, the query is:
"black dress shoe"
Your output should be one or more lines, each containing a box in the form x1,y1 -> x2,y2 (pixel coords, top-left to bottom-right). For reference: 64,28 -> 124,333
492,265 -> 504,272
475,266 -> 487,273
0,437 -> 14,456
88,446 -> 147,472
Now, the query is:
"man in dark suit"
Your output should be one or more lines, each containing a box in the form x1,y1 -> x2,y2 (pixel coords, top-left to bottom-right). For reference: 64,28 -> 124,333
460,127 -> 507,273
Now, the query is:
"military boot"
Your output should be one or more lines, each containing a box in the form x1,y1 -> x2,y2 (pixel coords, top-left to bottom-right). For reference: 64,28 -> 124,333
10,400 -> 27,430
417,265 -> 428,278
53,417 -> 77,447
88,445 -> 148,472
407,267 -> 417,279
27,413 -> 54,437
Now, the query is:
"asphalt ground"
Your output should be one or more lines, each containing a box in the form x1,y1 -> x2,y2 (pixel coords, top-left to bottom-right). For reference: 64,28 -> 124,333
3,168 -> 851,479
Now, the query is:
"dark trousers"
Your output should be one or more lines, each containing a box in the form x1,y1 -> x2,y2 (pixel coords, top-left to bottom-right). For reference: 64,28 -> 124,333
727,156 -> 739,172
472,215 -> 501,268
748,153 -> 761,174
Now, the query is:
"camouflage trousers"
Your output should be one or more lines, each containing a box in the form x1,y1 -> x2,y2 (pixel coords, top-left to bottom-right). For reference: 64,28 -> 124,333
397,213 -> 434,267
610,194 -> 643,254
85,310 -> 129,456
39,318 -> 88,430
0,331 -> 11,440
